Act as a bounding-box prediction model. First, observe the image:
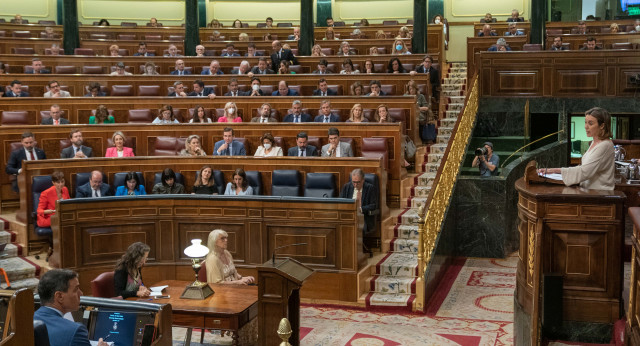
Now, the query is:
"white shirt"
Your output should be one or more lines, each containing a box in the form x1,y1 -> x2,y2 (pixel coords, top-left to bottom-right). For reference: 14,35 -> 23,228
24,148 -> 38,160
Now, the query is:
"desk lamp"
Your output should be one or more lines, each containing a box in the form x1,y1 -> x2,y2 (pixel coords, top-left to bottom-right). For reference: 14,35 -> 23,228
181,239 -> 214,299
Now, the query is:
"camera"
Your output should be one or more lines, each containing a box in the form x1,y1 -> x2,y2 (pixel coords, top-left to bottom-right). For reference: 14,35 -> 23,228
475,147 -> 488,156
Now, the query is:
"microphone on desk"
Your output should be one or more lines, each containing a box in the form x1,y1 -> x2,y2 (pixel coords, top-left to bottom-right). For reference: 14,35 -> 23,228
272,242 -> 307,265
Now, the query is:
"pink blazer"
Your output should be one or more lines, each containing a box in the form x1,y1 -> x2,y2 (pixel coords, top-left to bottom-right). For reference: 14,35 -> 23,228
105,147 -> 135,157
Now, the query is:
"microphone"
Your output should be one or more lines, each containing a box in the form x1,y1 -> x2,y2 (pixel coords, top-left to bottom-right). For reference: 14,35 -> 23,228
272,242 -> 307,265
322,193 -> 328,198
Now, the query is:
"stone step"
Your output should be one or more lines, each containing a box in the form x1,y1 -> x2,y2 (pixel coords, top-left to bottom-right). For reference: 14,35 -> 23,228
397,208 -> 421,226
416,172 -> 437,186
429,144 -> 447,154
423,162 -> 440,173
436,135 -> 450,144
389,238 -> 419,253
369,276 -> 416,295
443,77 -> 467,85
375,252 -> 418,277
0,257 -> 39,281
443,110 -> 460,119
437,126 -> 453,136
442,89 -> 464,97
394,224 -> 420,240
409,196 -> 428,209
445,103 -> 464,112
427,152 -> 444,163
0,244 -> 22,259
412,185 -> 431,198
446,96 -> 466,103
0,231 -> 12,244
0,277 -> 38,290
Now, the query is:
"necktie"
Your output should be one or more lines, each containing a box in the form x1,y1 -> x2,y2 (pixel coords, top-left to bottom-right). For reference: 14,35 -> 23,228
28,150 -> 35,161
299,148 -> 305,157
228,144 -> 232,156
74,147 -> 78,155
278,51 -> 281,59
324,116 -> 329,123
54,119 -> 59,125
233,92 -> 237,97
179,70 -> 183,75
262,118 -> 266,123
295,115 -> 300,123
92,189 -> 98,197
330,148 -> 336,157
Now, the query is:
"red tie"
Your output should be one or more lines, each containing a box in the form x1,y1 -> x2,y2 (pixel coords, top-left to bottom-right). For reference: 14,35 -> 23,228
29,150 -> 35,161
54,119 -> 59,125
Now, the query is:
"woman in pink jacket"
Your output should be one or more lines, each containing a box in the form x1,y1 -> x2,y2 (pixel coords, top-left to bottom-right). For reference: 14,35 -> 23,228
105,131 -> 135,157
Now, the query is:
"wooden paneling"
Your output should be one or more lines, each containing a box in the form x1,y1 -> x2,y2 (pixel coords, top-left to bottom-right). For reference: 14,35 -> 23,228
472,22 -> 532,36
543,33 -> 640,51
467,36 -> 529,76
478,50 -> 640,97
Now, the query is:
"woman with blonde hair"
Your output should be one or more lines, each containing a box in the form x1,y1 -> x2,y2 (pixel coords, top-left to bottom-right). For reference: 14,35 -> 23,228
323,27 -> 338,40
217,102 -> 242,123
609,23 -> 619,33
105,131 -> 134,157
142,61 -> 159,75
109,44 -> 121,57
311,44 -> 326,57
207,19 -> 222,28
90,105 -> 115,124
375,30 -> 386,39
180,134 -> 207,156
238,33 -> 249,41
397,26 -> 412,39
205,229 -> 255,284
392,39 -> 411,55
346,104 -> 368,123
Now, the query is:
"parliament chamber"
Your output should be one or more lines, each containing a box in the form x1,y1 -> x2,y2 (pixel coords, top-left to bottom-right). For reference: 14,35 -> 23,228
0,0 -> 640,345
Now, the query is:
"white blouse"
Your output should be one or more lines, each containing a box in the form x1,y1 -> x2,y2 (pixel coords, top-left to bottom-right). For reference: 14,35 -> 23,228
254,146 -> 283,157
561,139 -> 615,190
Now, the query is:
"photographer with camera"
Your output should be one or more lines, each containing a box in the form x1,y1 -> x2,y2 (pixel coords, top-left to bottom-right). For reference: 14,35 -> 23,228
472,142 -> 499,177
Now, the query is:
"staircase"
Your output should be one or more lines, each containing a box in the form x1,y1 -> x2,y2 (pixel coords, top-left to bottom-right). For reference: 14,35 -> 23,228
0,218 -> 40,290
364,62 -> 468,310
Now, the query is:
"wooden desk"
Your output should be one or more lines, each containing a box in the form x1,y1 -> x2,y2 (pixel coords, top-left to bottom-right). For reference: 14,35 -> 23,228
467,36 -> 529,76
543,32 -> 640,51
132,280 -> 257,345
472,22 -> 532,36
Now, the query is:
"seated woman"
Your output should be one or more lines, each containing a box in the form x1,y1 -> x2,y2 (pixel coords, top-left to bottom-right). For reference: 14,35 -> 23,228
311,44 -> 326,57
278,60 -> 295,74
374,104 -> 394,123
98,19 -> 110,26
337,41 -> 352,56
109,44 -> 121,57
232,19 -> 243,28
346,104 -> 368,123
340,58 -> 360,74
238,33 -> 249,42
115,172 -> 146,196
152,105 -> 179,124
224,168 -> 253,196
208,19 -> 222,28
387,57 -> 408,73
405,80 -> 434,144
152,168 -> 185,194
180,134 -> 207,156
363,59 -> 375,74
360,19 -> 369,26
368,47 -> 379,56
392,39 -> 411,55
105,131 -> 134,157
217,102 -> 242,123
609,23 -> 620,33
350,81 -> 364,96
397,26 -> 412,39
142,61 -> 159,75
190,105 -> 212,123
205,229 -> 255,284
538,107 -> 615,190
323,27 -> 338,40
254,133 -> 283,157
192,165 -> 218,195
37,171 -> 69,228
375,30 -> 386,39
114,242 -> 151,298
90,105 -> 115,124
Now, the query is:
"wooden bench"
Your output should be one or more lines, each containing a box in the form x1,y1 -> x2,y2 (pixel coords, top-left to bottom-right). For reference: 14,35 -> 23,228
543,32 -> 640,51
467,36 -> 529,76
545,20 -> 640,35
472,22 -> 532,37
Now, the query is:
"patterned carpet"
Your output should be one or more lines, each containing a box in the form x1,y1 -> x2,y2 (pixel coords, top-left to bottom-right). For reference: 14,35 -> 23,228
172,255 -> 517,345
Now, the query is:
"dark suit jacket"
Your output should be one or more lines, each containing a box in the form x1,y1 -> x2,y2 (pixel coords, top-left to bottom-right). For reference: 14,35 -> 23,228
314,114 -> 341,122
60,145 -> 93,159
283,113 -> 312,122
133,52 -> 155,56
76,182 -> 111,198
201,69 -> 224,75
83,92 -> 107,97
488,45 -> 512,51
414,65 -> 441,97
41,117 -> 70,125
550,45 -> 569,51
249,67 -> 275,75
34,306 -> 92,346
477,32 -> 498,37
340,181 -> 378,234
506,17 -> 524,22
25,69 -> 51,74
220,52 -> 241,57
170,69 -> 192,75
224,90 -> 251,96
312,89 -> 337,96
272,89 -> 300,96
213,140 -> 246,156
6,147 -> 46,174
244,52 -> 264,57
3,90 -> 30,97
287,145 -> 317,157
312,70 -> 331,75
270,49 -> 298,71
188,87 -> 215,97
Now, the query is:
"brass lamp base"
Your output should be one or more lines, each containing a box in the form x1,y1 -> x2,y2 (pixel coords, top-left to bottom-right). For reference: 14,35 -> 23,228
180,280 -> 214,300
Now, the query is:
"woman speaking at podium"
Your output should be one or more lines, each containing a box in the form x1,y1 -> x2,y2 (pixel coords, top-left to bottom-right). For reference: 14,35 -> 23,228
538,107 -> 615,190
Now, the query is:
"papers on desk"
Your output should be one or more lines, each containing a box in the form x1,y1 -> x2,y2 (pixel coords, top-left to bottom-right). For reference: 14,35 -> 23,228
538,172 -> 563,181
149,285 -> 168,297
90,341 -> 113,346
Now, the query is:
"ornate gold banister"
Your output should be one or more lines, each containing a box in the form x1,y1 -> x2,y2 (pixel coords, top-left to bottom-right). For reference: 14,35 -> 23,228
414,75 -> 479,312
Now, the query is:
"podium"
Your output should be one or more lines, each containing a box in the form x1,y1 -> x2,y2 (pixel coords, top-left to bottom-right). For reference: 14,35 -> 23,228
257,258 -> 314,346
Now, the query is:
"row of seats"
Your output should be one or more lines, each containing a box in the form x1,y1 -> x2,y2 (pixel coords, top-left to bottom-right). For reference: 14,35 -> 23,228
520,42 -> 638,51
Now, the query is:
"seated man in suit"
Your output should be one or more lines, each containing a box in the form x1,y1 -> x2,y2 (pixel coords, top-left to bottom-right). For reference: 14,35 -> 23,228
224,78 -> 249,96
202,60 -> 224,75
164,44 -> 182,57
247,77 -> 265,96
245,43 -> 263,57
313,59 -> 330,74
170,59 -> 191,76
411,54 -> 440,99
221,43 -> 241,57
26,57 -> 50,74
283,100 -> 312,123
4,80 -> 30,97
76,171 -> 111,198
44,80 -> 70,98
12,14 -> 25,24
270,40 -> 298,72
339,169 -> 379,252
41,104 -> 69,125
288,27 -> 300,41
231,60 -> 251,75
168,81 -> 187,97
213,127 -> 246,156
549,36 -> 568,51
288,131 -> 317,157
506,9 -> 524,22
248,57 -> 274,76
110,62 -> 132,76
321,127 -> 353,157
188,80 -> 216,98
478,24 -> 497,37
133,42 -> 155,56
504,22 -> 525,36
313,78 -> 337,97
488,38 -> 512,52
272,80 -> 300,96
60,129 -> 93,159
367,80 -> 387,97
314,100 -> 341,123
251,103 -> 278,123
84,82 -> 107,97
6,131 -> 46,192
34,269 -> 108,346
580,37 -> 601,51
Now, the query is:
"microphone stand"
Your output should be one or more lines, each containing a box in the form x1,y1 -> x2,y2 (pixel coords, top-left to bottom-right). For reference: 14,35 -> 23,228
272,242 -> 307,265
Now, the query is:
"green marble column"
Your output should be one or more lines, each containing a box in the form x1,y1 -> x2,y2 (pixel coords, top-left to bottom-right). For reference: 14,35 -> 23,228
428,0 -> 444,22
62,0 -> 79,55
530,0 -> 546,44
412,0 -> 427,54
184,0 -> 200,56
299,0 -> 313,56
197,0 -> 207,27
56,0 -> 63,25
316,0 -> 331,26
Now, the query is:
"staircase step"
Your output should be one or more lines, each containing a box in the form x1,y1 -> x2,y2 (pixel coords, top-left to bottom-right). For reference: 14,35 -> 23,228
375,252 -> 418,277
366,292 -> 415,308
0,244 -> 22,259
427,153 -> 443,163
369,276 -> 416,295
429,144 -> 447,154
436,135 -> 450,144
0,257 -> 40,281
390,238 -> 419,253
0,277 -> 39,290
397,208 -> 421,226
394,224 -> 420,240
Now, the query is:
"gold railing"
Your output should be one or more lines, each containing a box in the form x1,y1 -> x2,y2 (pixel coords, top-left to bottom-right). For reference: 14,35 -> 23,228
414,75 -> 479,312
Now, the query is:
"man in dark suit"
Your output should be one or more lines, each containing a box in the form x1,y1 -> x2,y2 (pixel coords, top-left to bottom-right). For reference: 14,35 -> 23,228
230,61 -> 251,75
201,60 -> 224,75
314,100 -> 341,122
580,37 -> 602,51
251,103 -> 278,123
287,132 -> 317,157
221,43 -> 241,57
224,78 -> 250,96
133,42 -> 155,56
272,80 -> 300,96
283,100 -> 312,123
312,78 -> 337,96
6,132 -> 46,192
3,80 -> 30,97
25,58 -> 50,74
506,9 -> 524,22
84,82 -> 107,97
213,127 -> 246,156
170,59 -> 191,76
413,55 -> 440,99
60,129 -> 93,159
312,59 -> 330,74
76,171 -> 111,198
478,24 -> 497,37
34,270 -> 109,346
188,80 -> 216,98
247,77 -> 266,96
245,43 -> 263,57
249,57 -> 274,75
167,81 -> 187,97
340,169 -> 379,243
367,80 -> 387,97
41,104 -> 70,125
287,27 -> 300,40
270,40 -> 298,71
549,36 -> 569,51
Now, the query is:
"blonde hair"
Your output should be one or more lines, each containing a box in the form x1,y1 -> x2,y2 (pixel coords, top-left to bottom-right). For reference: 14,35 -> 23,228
206,229 -> 227,255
